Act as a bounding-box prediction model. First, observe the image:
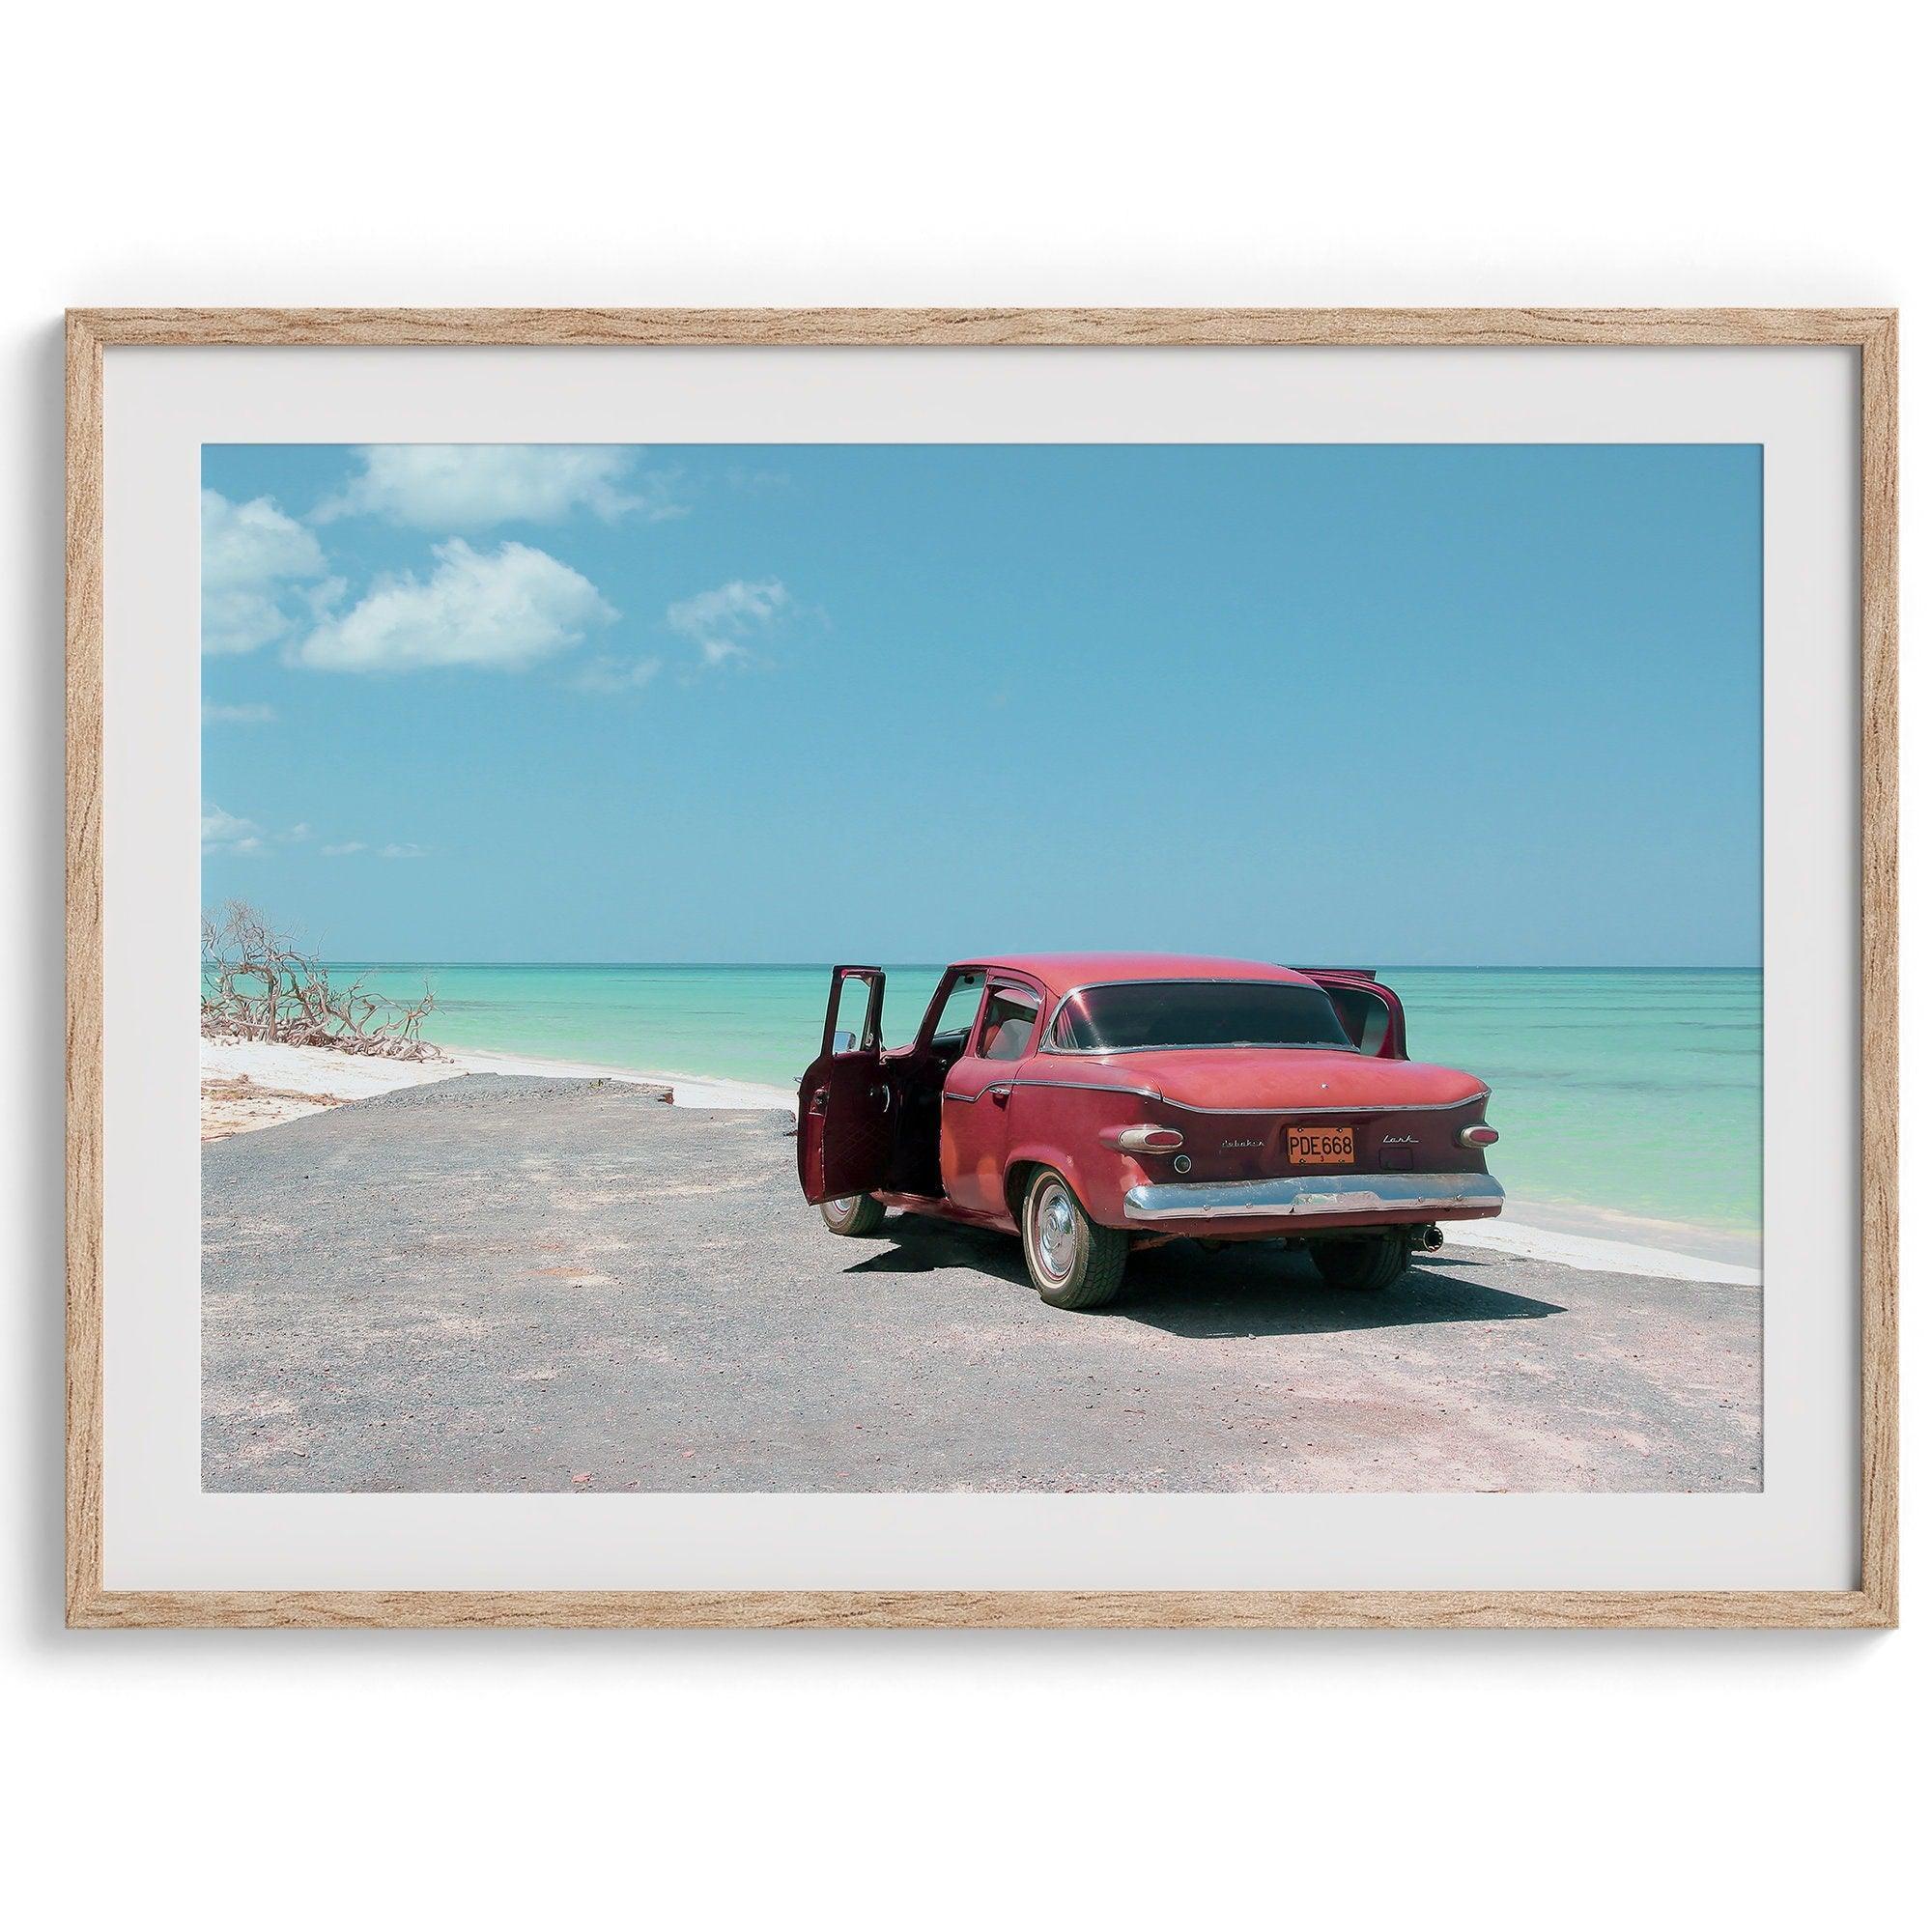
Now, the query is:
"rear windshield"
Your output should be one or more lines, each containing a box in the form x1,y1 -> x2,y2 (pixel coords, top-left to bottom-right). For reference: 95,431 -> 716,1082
1052,980 -> 1350,1052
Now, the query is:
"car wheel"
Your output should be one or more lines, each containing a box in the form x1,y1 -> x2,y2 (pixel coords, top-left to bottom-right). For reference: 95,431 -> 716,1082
1021,1168 -> 1127,1310
821,1193 -> 886,1236
1311,1231 -> 1411,1293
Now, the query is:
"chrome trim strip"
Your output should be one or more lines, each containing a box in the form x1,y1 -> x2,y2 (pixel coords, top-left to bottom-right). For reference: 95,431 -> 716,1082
1122,1173 -> 1506,1223
1041,1041 -> 1339,1056
1004,1077 -> 1489,1116
1008,1076 -> 1164,1102
1161,1089 -> 1489,1117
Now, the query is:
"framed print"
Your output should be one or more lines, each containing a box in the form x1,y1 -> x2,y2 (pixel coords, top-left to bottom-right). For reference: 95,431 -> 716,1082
65,307 -> 1897,1629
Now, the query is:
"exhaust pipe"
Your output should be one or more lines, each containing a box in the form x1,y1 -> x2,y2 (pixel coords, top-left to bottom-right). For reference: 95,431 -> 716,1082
1413,1225 -> 1444,1253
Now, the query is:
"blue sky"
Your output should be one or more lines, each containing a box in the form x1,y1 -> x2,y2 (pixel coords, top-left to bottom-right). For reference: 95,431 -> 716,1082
201,442 -> 1761,966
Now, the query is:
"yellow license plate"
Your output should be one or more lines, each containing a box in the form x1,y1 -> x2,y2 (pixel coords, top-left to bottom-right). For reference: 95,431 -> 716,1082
1285,1125 -> 1354,1165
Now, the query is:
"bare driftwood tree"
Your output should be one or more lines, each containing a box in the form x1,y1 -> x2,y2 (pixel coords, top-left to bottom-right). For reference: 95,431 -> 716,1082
200,900 -> 440,1060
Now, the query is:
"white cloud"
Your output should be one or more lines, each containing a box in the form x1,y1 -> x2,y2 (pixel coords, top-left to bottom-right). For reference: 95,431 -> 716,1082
201,492 -> 329,655
313,446 -> 680,530
321,838 -> 424,858
668,578 -> 789,637
202,701 -> 277,725
667,578 -> 790,670
201,804 -> 263,854
203,492 -> 326,588
206,807 -> 361,857
572,654 -> 664,695
291,540 -> 615,673
201,804 -> 256,842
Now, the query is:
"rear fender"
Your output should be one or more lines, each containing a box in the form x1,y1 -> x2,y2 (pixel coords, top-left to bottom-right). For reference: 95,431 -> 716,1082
1002,1075 -> 1194,1229
1003,1138 -> 1151,1231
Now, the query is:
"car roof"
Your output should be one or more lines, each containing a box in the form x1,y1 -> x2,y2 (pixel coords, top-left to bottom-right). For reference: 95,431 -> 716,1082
955,953 -> 1320,1000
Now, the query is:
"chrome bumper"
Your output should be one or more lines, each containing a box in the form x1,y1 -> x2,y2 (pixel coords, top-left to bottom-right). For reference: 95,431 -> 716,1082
1122,1172 -> 1506,1224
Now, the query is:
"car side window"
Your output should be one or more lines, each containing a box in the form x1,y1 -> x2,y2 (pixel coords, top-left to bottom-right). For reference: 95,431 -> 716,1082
976,985 -> 1040,1062
1323,980 -> 1390,1055
927,971 -> 987,1047
827,971 -> 880,1054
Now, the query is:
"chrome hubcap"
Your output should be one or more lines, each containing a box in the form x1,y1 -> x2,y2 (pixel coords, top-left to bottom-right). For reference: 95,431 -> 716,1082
1033,1181 -> 1078,1282
828,1197 -> 856,1217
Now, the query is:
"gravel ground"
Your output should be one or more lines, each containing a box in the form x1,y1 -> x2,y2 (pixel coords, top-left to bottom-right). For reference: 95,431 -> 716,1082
202,1075 -> 1763,1493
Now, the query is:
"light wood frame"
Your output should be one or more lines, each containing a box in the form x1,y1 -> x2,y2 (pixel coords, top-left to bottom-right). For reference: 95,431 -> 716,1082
65,307 -> 1899,1630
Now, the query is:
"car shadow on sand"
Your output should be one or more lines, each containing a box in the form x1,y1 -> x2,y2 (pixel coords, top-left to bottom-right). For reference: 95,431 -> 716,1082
842,1213 -> 1566,1340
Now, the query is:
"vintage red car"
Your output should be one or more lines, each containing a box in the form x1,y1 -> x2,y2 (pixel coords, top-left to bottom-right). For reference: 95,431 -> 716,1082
796,953 -> 1503,1309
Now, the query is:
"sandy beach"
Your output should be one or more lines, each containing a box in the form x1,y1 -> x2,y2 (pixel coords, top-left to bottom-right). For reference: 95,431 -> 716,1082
201,1036 -> 1756,1286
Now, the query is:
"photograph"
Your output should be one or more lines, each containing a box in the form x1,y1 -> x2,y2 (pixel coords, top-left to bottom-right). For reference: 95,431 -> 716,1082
197,437 -> 1765,1497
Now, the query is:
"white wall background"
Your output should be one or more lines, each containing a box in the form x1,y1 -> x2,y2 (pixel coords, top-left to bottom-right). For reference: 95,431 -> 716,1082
3,4 -> 1918,1923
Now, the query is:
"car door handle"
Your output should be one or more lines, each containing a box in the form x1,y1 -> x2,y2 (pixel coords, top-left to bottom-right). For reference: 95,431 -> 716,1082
988,1085 -> 1010,1105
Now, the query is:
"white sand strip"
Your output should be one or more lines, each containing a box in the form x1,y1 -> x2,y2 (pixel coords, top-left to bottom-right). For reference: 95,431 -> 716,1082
200,1036 -> 797,1118
201,1037 -> 466,1102
1444,1216 -> 1760,1287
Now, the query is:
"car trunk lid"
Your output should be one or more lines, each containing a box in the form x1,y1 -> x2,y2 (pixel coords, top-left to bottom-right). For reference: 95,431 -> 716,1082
1119,1046 -> 1484,1114
1096,1047 -> 1492,1185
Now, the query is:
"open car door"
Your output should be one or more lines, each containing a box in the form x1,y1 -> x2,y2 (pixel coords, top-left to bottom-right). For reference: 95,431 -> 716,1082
797,966 -> 895,1204
1299,967 -> 1407,1060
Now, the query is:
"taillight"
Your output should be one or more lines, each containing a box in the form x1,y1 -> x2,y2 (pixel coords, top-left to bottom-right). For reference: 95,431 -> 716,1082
1103,1124 -> 1185,1152
1458,1123 -> 1500,1148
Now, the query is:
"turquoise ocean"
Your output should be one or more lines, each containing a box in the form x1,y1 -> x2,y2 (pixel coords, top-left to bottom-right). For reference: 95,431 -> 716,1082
327,963 -> 1761,1260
